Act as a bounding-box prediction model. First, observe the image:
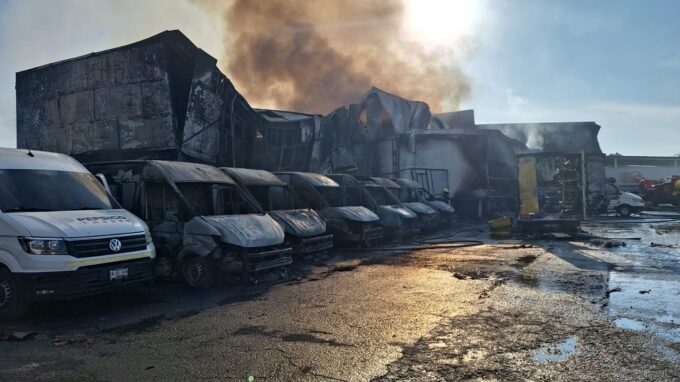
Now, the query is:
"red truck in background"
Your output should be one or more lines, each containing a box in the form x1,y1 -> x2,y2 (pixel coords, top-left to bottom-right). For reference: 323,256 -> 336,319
640,176 -> 680,206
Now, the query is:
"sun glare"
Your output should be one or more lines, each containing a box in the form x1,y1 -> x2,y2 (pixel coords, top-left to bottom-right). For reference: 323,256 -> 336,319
402,0 -> 482,49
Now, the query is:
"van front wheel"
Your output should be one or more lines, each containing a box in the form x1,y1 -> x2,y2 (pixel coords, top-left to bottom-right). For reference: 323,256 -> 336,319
181,255 -> 217,290
0,269 -> 29,320
617,205 -> 632,217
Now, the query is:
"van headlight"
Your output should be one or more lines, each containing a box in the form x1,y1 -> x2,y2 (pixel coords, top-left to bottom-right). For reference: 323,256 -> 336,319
19,237 -> 67,255
145,229 -> 153,245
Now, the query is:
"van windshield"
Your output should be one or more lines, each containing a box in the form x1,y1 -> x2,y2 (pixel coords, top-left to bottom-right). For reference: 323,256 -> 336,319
315,186 -> 344,207
176,182 -> 259,216
387,187 -> 403,202
365,186 -> 400,205
0,169 -> 118,212
399,187 -> 428,203
247,185 -> 296,211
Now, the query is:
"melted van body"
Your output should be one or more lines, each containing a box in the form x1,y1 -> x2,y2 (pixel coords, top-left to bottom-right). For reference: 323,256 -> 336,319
0,148 -> 155,319
355,176 -> 429,235
275,172 -> 383,246
220,168 -> 333,255
371,177 -> 438,231
87,161 -> 292,288
329,174 -> 417,239
393,178 -> 455,225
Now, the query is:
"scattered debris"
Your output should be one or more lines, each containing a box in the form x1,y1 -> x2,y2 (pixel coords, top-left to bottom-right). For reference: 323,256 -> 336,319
590,240 -> 626,248
606,287 -> 622,298
0,331 -> 36,341
532,336 -> 579,362
53,334 -> 95,346
650,242 -> 676,248
517,255 -> 538,266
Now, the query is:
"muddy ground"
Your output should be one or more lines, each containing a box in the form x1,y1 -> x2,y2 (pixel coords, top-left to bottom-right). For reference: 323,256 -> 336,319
1,218 -> 679,381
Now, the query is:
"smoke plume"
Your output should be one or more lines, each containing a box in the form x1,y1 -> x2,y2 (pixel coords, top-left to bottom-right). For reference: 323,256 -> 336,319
210,0 -> 471,114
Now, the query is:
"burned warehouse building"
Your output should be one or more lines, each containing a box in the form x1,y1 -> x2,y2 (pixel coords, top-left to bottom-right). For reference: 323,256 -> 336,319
15,30 -> 316,172
15,30 -> 606,219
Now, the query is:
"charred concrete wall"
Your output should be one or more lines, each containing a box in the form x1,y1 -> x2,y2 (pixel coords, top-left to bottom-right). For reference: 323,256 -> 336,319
16,39 -> 178,156
16,30 -> 267,168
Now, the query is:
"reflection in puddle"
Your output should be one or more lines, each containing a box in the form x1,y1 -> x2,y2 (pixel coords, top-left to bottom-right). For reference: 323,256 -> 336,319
608,272 -> 680,342
614,318 -> 646,331
532,336 -> 578,362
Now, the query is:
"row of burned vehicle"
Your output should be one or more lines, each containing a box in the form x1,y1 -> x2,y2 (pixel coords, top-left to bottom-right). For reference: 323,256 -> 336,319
87,160 -> 456,289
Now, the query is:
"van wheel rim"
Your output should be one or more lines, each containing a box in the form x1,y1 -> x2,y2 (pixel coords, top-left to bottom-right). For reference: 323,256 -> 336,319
0,280 -> 10,308
185,261 -> 203,285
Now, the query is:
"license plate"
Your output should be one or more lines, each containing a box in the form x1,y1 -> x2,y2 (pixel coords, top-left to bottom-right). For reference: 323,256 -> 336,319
109,268 -> 128,280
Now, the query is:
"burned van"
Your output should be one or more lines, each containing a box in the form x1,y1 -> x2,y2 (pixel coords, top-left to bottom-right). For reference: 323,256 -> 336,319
370,177 -> 438,231
356,176 -> 430,235
393,178 -> 455,225
220,168 -> 333,255
87,161 -> 292,288
275,172 -> 383,246
329,174 -> 418,239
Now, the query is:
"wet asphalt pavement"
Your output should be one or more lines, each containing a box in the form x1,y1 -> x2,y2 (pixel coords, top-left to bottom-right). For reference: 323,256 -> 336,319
1,218 -> 680,381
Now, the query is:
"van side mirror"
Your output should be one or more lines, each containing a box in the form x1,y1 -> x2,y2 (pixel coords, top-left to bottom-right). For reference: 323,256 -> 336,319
95,173 -> 112,194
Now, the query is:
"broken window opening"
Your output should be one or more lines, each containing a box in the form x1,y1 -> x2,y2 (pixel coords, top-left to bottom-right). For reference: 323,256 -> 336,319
246,185 -> 296,211
146,181 -> 181,222
292,185 -> 330,210
176,182 -> 258,216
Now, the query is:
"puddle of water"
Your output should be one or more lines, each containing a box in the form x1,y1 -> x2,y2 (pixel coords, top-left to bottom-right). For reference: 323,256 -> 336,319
614,318 -> 647,331
608,272 -> 680,342
532,336 -> 578,362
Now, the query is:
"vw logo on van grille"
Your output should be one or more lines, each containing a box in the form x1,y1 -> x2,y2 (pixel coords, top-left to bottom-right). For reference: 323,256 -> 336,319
109,239 -> 122,252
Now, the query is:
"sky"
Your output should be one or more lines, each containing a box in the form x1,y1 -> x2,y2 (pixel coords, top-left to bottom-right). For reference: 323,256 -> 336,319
0,0 -> 678,156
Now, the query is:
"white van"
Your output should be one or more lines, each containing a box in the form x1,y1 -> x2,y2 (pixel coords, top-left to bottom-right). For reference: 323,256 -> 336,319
0,148 -> 155,319
606,182 -> 645,217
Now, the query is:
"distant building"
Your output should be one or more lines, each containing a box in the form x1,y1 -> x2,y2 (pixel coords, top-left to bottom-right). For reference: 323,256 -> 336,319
605,156 -> 680,192
477,122 -> 603,154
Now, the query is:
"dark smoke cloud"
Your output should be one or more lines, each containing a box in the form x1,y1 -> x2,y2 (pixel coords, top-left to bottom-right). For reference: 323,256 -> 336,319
208,0 -> 471,114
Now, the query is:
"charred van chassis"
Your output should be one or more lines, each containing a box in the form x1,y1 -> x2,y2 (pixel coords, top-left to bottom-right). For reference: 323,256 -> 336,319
393,178 -> 455,227
369,177 -> 438,232
328,174 -> 418,240
220,167 -> 334,255
87,160 -> 293,287
275,172 -> 383,247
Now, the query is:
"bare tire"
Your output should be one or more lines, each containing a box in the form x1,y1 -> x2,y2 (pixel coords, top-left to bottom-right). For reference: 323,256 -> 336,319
0,268 -> 29,320
181,256 -> 217,290
617,205 -> 632,217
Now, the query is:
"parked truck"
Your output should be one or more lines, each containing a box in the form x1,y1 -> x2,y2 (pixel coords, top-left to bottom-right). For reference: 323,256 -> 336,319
0,148 -> 155,319
275,172 -> 383,246
87,160 -> 293,288
219,168 -> 333,255
328,174 -> 418,240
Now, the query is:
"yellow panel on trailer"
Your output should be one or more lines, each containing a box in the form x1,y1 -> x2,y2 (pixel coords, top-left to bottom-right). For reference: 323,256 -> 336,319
518,156 -> 539,216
